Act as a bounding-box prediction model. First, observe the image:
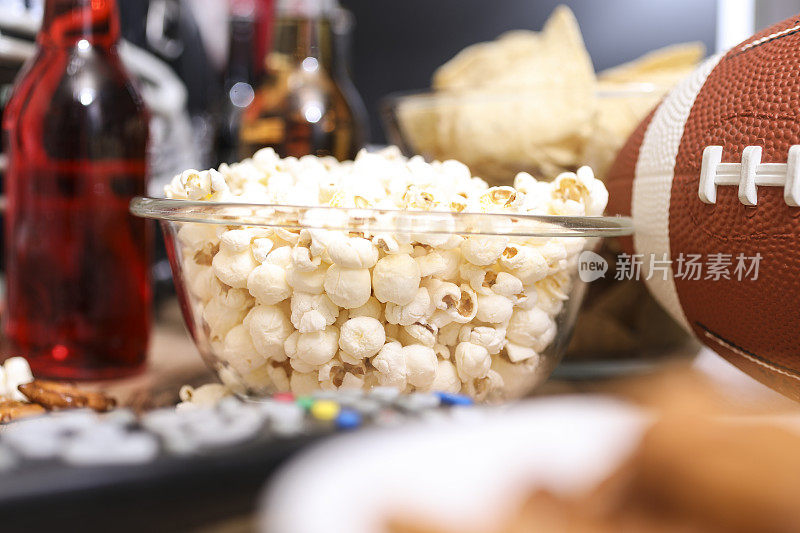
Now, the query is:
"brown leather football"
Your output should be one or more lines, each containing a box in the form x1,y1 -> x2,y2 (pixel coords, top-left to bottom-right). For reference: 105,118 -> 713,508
606,15 -> 800,399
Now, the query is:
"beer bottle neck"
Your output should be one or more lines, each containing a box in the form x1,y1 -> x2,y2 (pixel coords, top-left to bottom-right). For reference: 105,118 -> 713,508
40,0 -> 120,48
270,15 -> 335,72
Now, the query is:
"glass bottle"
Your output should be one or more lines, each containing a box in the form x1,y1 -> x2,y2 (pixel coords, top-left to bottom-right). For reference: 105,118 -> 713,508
238,0 -> 366,160
2,0 -> 151,379
215,0 -> 258,166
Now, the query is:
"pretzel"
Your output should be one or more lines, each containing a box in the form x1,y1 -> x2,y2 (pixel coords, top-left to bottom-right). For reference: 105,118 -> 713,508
18,380 -> 116,412
0,400 -> 45,423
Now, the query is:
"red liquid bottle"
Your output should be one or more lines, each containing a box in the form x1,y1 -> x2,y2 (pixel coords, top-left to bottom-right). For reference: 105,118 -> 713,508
2,0 -> 151,379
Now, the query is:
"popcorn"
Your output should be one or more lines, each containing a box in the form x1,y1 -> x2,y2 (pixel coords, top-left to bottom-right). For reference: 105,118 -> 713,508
286,263 -> 326,294
165,168 -> 230,201
2,357 -> 34,401
244,305 -> 292,361
166,146 -> 609,400
266,245 -> 292,267
289,371 -> 319,395
461,235 -> 508,266
184,260 -> 224,302
178,383 -> 231,410
491,271 -> 524,298
442,284 -> 478,324
384,288 -> 434,326
454,341 -> 492,382
222,325 -> 263,375
347,297 -> 382,320
339,317 -> 386,359
437,322 -> 462,347
500,244 -> 549,284
372,341 -> 407,388
402,345 -> 438,388
414,249 -> 447,278
284,327 -> 339,367
203,289 -> 253,340
433,343 -> 451,360
290,293 -> 339,333
475,293 -> 514,324
178,223 -> 220,252
327,235 -> 379,269
323,265 -> 372,309
212,237 -> 259,288
549,166 -> 608,217
505,342 -> 539,363
247,263 -> 291,305
431,359 -> 461,393
266,363 -> 291,391
291,245 -> 321,272
507,307 -> 557,352
425,279 -> 461,311
372,254 -> 421,305
467,325 -> 507,355
400,322 -> 437,347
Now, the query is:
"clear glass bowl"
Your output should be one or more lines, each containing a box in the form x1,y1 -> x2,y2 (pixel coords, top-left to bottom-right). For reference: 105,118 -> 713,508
131,197 -> 632,401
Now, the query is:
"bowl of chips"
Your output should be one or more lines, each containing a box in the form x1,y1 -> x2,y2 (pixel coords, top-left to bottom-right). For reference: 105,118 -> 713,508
382,83 -> 663,186
381,5 -> 704,185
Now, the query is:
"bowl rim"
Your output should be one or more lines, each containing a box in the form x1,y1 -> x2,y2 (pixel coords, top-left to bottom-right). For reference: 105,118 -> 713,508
130,197 -> 633,238
380,83 -> 665,109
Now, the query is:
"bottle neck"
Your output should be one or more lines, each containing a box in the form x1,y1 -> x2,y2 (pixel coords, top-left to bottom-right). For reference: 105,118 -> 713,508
227,10 -> 255,84
40,0 -> 120,48
269,15 -> 335,73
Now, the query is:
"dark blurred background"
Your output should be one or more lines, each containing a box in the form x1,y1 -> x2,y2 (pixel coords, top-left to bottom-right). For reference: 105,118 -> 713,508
6,0 -> 800,150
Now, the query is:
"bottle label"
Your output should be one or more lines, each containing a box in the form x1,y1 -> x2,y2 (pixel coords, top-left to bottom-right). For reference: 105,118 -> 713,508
240,117 -> 285,145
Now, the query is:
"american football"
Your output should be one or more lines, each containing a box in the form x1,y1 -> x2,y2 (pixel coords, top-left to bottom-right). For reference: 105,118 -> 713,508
606,15 -> 800,399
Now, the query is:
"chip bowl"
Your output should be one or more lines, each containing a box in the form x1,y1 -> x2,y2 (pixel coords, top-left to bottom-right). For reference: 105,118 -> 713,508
381,84 -> 664,186
131,198 -> 632,401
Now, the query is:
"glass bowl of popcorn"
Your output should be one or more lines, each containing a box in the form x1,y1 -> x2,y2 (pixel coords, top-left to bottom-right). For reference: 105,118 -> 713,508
131,147 -> 632,401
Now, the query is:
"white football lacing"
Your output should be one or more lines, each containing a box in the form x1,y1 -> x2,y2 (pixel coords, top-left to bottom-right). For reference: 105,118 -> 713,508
698,145 -> 800,206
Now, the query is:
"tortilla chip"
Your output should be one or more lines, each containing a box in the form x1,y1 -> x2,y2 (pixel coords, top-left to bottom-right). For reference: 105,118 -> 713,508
598,42 -> 705,87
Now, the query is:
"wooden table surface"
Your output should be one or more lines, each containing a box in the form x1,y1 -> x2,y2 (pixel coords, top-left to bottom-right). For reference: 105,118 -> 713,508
97,300 -> 215,411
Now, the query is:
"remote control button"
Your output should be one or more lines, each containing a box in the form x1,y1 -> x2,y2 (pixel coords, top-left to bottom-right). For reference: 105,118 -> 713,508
398,393 -> 441,412
159,428 -> 201,456
193,409 -> 263,448
296,396 -> 315,411
335,409 -> 362,430
436,392 -> 474,406
2,415 -> 80,459
310,400 -> 339,422
273,392 -> 294,403
339,397 -> 381,417
217,396 -> 249,417
0,445 -> 17,471
62,428 -> 159,465
47,409 -> 99,430
102,408 -> 137,426
259,401 -> 305,436
369,386 -> 401,403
